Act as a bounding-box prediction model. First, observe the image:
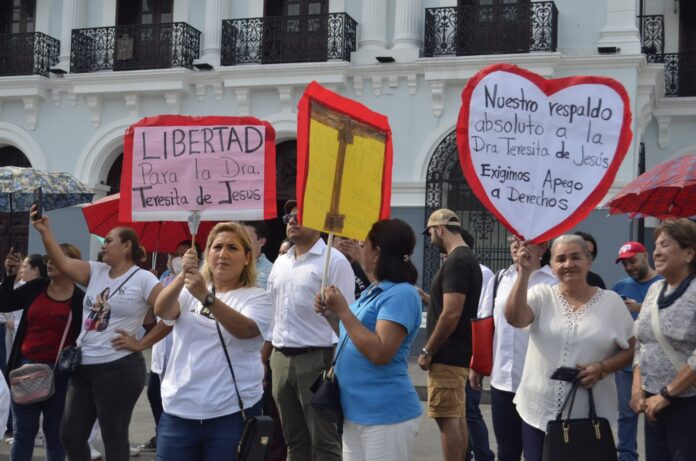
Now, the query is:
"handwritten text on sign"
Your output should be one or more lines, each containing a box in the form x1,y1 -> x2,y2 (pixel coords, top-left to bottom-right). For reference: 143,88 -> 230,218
466,71 -> 626,240
131,125 -> 265,214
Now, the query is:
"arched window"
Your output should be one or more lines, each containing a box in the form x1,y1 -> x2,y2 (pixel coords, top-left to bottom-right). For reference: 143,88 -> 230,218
106,153 -> 123,196
423,131 -> 510,288
0,146 -> 32,270
263,139 -> 297,261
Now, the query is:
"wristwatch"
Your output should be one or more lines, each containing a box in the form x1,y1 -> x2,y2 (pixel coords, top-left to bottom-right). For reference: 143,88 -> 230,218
659,386 -> 675,403
420,348 -> 431,358
202,292 -> 215,308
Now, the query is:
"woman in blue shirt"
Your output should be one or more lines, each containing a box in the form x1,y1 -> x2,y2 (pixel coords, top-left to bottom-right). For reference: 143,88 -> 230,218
317,219 -> 423,461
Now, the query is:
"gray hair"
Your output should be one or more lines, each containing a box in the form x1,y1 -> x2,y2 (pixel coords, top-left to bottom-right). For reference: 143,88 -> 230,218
551,234 -> 592,259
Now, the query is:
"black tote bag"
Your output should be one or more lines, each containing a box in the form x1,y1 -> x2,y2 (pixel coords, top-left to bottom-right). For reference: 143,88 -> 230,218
542,381 -> 617,461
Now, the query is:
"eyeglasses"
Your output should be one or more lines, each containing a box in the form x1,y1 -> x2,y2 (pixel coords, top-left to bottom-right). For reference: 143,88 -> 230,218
282,212 -> 299,224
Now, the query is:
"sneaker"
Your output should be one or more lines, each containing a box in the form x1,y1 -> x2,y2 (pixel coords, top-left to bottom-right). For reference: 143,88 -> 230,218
89,443 -> 102,460
137,436 -> 157,452
34,431 -> 44,448
129,446 -> 140,457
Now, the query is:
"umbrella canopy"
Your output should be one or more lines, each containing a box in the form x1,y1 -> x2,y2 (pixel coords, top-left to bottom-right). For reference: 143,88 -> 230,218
82,193 -> 216,253
0,166 -> 93,212
606,154 -> 696,219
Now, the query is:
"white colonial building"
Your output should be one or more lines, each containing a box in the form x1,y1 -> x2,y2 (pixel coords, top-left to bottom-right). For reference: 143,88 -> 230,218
0,0 -> 693,286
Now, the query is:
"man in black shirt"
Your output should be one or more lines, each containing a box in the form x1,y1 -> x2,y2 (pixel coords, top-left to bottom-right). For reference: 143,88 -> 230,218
419,209 -> 482,461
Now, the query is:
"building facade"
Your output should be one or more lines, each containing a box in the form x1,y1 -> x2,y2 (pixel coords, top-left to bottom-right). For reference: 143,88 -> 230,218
0,0 -> 693,286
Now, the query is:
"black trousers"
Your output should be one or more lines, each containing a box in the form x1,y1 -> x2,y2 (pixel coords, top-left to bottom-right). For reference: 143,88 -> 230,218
490,386 -> 524,461
644,393 -> 696,461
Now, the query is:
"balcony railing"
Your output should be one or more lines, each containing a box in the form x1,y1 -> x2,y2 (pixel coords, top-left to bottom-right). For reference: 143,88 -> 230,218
70,22 -> 201,73
424,2 -> 558,57
0,32 -> 59,77
221,13 -> 357,66
637,15 -> 695,97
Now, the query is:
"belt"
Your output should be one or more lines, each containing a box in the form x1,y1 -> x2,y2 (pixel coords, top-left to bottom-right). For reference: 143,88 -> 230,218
274,346 -> 333,356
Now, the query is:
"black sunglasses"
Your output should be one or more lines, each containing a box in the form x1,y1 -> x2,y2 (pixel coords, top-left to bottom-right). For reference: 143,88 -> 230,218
282,212 -> 299,224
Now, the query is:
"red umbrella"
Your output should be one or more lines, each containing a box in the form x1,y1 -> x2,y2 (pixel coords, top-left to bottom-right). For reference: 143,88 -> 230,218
82,193 -> 216,253
606,153 -> 696,219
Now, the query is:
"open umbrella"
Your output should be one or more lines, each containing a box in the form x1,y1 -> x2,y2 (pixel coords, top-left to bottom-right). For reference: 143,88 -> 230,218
82,193 -> 216,254
606,153 -> 696,219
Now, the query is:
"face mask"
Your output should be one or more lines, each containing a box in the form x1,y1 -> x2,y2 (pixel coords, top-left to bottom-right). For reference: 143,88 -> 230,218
171,256 -> 184,276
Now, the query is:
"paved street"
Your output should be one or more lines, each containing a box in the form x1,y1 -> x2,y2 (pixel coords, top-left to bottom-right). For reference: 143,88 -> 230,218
0,354 -> 645,460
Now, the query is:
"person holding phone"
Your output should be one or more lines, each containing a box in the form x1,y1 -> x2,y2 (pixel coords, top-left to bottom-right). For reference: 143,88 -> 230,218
505,234 -> 635,461
30,206 -> 168,461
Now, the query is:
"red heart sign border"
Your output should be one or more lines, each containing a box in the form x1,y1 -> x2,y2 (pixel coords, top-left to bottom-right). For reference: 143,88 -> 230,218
456,63 -> 633,243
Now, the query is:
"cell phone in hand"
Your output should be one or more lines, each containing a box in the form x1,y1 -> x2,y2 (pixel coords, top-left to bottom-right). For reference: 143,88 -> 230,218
550,366 -> 580,382
31,187 -> 42,221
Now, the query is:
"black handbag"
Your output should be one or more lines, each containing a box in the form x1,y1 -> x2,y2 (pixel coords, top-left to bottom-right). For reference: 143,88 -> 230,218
542,380 -> 617,461
58,346 -> 81,373
215,318 -> 273,461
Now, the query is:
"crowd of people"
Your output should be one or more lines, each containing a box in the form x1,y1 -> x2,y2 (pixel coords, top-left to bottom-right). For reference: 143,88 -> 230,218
0,201 -> 694,461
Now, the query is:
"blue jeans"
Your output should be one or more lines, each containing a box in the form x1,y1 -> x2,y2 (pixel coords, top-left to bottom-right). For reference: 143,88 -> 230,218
11,360 -> 69,461
146,372 -> 163,429
616,369 -> 639,461
490,386 -> 523,461
465,381 -> 494,461
157,398 -> 263,461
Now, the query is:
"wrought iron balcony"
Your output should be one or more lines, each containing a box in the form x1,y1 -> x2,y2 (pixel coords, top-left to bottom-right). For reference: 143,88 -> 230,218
70,22 -> 201,73
221,13 -> 357,66
424,2 -> 557,57
0,32 -> 59,77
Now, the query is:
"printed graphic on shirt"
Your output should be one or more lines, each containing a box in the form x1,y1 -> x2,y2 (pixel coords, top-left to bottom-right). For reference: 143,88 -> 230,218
84,287 -> 111,332
190,301 -> 215,320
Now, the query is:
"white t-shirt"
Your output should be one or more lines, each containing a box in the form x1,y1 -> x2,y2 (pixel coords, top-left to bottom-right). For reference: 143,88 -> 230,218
513,284 -> 634,431
161,286 -> 273,420
80,262 -> 159,365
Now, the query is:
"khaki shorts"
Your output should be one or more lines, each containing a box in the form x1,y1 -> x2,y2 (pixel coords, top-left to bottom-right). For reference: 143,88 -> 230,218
427,363 -> 468,418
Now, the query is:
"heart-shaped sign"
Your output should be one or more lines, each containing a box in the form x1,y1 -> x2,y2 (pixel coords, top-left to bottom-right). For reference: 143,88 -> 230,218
457,63 -> 632,243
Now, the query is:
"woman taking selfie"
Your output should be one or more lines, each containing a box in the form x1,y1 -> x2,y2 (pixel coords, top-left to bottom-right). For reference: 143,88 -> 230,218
31,207 -> 165,461
631,219 -> 696,460
315,219 -> 423,461
505,234 -> 635,461
155,222 -> 273,460
1,245 -> 83,461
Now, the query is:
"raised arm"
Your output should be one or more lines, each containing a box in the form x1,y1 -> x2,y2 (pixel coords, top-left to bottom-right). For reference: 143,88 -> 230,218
30,207 -> 90,286
154,272 -> 184,320
504,242 -> 535,328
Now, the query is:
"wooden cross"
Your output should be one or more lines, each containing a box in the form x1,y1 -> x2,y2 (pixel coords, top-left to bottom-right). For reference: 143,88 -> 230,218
311,102 -> 386,233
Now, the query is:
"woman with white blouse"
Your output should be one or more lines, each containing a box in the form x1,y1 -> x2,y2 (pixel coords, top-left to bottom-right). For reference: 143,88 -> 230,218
154,222 -> 273,461
505,234 -> 635,461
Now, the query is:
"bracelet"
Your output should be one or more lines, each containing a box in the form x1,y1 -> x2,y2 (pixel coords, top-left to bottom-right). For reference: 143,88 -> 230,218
420,348 -> 431,358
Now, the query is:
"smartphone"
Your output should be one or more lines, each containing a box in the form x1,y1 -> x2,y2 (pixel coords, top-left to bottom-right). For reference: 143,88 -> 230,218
31,187 -> 42,221
550,366 -> 580,382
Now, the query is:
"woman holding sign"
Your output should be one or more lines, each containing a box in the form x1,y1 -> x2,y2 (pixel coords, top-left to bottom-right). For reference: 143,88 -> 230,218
631,219 -> 696,460
505,234 -> 635,461
154,222 -> 273,461
315,219 -> 423,461
30,208 -> 167,461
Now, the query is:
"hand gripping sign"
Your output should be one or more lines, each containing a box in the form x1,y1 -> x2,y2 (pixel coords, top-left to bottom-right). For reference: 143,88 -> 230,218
296,81 -> 393,241
119,115 -> 277,226
457,64 -> 632,243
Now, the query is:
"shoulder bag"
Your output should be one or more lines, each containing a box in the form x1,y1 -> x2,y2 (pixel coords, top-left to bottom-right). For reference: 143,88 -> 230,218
470,269 -> 505,376
58,268 -> 141,373
649,284 -> 686,370
542,380 -> 617,461
309,332 -> 350,423
214,301 -> 273,461
10,311 -> 72,405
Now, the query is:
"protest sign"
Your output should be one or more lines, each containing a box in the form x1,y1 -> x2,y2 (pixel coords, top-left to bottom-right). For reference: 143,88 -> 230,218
296,81 -> 393,241
119,115 -> 276,223
457,63 -> 632,243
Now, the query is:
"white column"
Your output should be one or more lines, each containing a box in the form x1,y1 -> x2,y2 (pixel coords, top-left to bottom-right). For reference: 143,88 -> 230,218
359,0 -> 388,50
393,0 -> 423,49
598,0 -> 641,54
57,0 -> 85,70
200,0 -> 224,65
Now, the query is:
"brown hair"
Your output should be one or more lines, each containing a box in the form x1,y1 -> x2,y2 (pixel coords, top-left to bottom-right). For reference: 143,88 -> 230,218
654,219 -> 696,272
114,227 -> 145,263
200,222 -> 257,288
59,243 -> 82,260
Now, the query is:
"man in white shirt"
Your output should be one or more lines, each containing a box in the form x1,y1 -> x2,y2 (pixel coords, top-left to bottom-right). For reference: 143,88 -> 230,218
243,221 -> 274,289
470,237 -> 556,461
267,200 -> 355,461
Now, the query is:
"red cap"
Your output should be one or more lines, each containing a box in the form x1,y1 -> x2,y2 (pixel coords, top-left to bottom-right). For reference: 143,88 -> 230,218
615,241 -> 647,263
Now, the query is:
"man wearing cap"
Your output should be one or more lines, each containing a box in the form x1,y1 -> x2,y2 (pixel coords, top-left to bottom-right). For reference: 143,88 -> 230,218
612,241 -> 662,461
266,200 -> 355,461
419,209 -> 482,461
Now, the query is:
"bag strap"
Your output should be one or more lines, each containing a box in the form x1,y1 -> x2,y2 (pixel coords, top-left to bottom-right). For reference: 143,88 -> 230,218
52,311 -> 73,371
649,284 -> 686,370
216,319 -> 247,421
555,380 -> 600,421
491,269 -> 505,312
